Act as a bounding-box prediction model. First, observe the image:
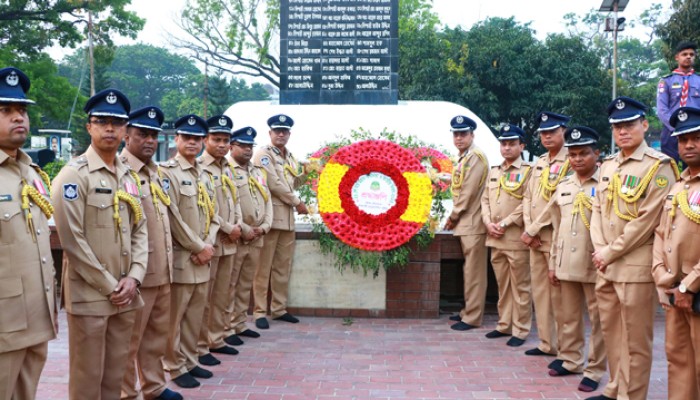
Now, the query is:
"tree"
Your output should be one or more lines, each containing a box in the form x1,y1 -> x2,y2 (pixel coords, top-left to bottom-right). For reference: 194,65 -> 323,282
0,0 -> 144,59
657,0 -> 700,66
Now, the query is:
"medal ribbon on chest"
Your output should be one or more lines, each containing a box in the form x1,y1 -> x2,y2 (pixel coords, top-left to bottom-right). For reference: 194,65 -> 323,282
538,159 -> 569,201
607,160 -> 661,221
497,166 -> 530,200
670,189 -> 700,225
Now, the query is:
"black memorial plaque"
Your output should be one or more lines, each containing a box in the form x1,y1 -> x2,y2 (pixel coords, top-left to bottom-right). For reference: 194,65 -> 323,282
280,0 -> 398,105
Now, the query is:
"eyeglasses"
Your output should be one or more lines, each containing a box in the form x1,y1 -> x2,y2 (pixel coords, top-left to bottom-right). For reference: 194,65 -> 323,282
90,117 -> 128,127
271,129 -> 290,136
232,142 -> 255,148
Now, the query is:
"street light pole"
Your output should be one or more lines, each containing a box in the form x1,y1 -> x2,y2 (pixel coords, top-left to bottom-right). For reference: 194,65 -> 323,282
600,0 -> 629,154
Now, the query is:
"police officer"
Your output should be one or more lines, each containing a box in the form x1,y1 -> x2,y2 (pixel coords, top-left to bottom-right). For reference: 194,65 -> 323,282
531,126 -> 606,393
196,115 -> 242,366
443,115 -> 489,331
161,115 -> 220,388
119,107 -> 182,400
480,124 -> 533,347
53,88 -> 148,399
657,41 -> 700,162
252,114 -> 308,329
225,127 -> 272,341
0,67 -> 56,400
589,97 -> 677,400
653,106 -> 700,400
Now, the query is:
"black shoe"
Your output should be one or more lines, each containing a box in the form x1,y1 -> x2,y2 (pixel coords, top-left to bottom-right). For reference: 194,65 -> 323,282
548,359 -> 564,369
450,321 -> 476,331
548,364 -> 576,376
239,329 -> 261,338
189,366 -> 213,379
155,388 -> 184,400
198,353 -> 220,366
524,348 -> 556,356
172,373 -> 200,388
584,396 -> 615,400
224,334 -> 244,346
274,313 -> 300,323
255,317 -> 269,329
485,330 -> 511,339
578,377 -> 600,393
506,337 -> 525,347
210,345 -> 239,355
449,315 -> 461,321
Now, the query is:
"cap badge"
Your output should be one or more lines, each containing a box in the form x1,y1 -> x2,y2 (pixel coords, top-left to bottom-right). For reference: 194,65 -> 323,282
456,116 -> 464,124
504,125 -> 510,132
541,114 -> 548,122
678,110 -> 688,122
106,92 -> 118,105
187,116 -> 196,126
279,115 -> 287,123
571,129 -> 581,140
5,71 -> 19,87
219,117 -> 227,126
247,128 -> 253,135
148,109 -> 157,119
615,100 -> 625,110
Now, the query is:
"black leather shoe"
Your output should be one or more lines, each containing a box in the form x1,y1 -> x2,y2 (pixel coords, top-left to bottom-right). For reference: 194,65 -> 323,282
197,353 -> 220,366
224,334 -> 244,346
578,377 -> 600,392
255,317 -> 269,329
189,366 -> 213,379
450,321 -> 476,331
239,329 -> 261,338
584,395 -> 615,400
485,330 -> 511,339
548,364 -> 576,376
506,337 -> 525,347
154,388 -> 184,400
449,315 -> 461,321
274,313 -> 300,323
172,373 -> 200,388
210,345 -> 239,355
548,359 -> 563,369
524,348 -> 556,356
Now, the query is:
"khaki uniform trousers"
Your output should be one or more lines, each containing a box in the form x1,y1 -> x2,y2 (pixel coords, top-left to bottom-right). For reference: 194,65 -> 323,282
530,249 -> 559,354
491,248 -> 532,339
665,306 -> 700,400
253,230 -> 295,319
121,284 -> 171,400
596,278 -> 655,400
557,281 -> 606,381
228,244 -> 261,334
165,282 -> 208,379
0,341 -> 48,400
197,254 -> 235,354
67,311 -> 137,400
458,234 -> 487,326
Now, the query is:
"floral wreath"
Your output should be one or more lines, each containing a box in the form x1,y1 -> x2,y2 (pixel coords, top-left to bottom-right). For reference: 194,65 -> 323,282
317,140 -> 433,251
412,147 -> 453,194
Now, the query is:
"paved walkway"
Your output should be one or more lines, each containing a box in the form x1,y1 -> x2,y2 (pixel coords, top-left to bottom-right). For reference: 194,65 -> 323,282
38,310 -> 668,400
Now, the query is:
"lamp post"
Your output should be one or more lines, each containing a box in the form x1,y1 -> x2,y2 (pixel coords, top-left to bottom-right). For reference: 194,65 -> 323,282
600,0 -> 628,153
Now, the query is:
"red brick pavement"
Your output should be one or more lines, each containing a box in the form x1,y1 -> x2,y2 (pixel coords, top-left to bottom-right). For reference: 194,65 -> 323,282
38,310 -> 668,400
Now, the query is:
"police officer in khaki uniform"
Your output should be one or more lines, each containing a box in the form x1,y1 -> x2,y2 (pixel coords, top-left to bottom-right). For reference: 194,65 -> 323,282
531,126 -> 607,393
589,97 -> 677,400
53,89 -> 148,400
161,115 -> 220,389
521,111 -> 570,359
480,124 -> 533,346
652,106 -> 700,400
225,127 -> 272,340
119,107 -> 182,400
0,67 -> 56,400
196,115 -> 242,366
252,114 -> 308,329
443,115 -> 489,331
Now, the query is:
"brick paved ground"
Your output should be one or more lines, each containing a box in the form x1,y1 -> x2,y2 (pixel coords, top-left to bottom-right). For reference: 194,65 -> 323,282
38,310 -> 668,400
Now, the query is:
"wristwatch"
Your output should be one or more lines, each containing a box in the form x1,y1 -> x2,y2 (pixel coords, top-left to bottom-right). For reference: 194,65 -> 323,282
679,283 -> 690,294
499,222 -> 506,228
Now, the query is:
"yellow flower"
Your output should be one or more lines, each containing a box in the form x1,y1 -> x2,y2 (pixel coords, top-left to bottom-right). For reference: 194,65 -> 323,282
318,162 -> 348,213
400,172 -> 433,223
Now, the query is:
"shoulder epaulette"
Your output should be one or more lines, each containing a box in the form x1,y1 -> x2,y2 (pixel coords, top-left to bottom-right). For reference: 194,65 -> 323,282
603,153 -> 617,161
491,165 -> 499,169
67,156 -> 88,169
160,159 -> 177,168
644,147 -> 669,161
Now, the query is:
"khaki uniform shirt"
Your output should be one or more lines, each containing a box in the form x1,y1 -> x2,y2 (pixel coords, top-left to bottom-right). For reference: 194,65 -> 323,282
538,171 -> 599,283
449,144 -> 488,236
160,153 -> 220,284
481,157 -> 532,250
0,150 -> 56,352
199,151 -> 240,256
52,146 -> 147,316
652,169 -> 700,292
590,142 -> 676,283
120,149 -> 173,288
228,156 -> 273,248
523,147 -> 568,248
252,145 -> 307,231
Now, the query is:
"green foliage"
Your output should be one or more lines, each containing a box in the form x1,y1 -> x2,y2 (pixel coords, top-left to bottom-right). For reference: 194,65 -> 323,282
43,159 -> 66,181
657,0 -> 700,66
